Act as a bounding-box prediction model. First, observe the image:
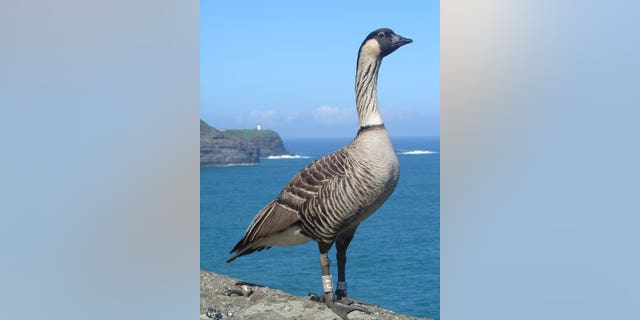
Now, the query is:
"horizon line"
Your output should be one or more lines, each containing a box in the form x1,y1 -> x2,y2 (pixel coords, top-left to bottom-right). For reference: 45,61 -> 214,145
281,135 -> 440,140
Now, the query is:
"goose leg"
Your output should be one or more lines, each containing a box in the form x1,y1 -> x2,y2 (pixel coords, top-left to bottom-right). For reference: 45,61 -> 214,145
335,226 -> 374,306
319,242 -> 371,320
335,227 -> 355,301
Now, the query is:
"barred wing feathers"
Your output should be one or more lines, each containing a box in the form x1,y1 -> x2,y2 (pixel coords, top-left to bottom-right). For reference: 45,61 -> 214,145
227,149 -> 350,262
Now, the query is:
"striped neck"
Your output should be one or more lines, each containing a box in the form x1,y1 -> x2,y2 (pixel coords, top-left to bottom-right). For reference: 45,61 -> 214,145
355,53 -> 383,127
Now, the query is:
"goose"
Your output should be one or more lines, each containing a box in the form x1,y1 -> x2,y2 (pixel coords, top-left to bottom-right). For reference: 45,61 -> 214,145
227,28 -> 412,319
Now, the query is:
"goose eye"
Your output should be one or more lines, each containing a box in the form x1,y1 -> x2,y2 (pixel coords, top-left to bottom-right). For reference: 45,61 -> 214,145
378,32 -> 385,38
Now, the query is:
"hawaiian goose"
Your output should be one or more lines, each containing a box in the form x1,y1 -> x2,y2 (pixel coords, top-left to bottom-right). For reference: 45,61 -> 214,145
227,28 -> 412,319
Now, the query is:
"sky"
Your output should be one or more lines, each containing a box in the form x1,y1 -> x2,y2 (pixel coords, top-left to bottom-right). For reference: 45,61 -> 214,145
201,0 -> 439,139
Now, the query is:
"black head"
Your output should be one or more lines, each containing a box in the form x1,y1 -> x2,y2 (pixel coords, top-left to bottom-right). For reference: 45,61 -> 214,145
359,28 -> 413,59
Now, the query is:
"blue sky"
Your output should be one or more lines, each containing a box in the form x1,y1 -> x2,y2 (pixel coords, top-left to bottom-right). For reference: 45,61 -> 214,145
201,0 -> 439,139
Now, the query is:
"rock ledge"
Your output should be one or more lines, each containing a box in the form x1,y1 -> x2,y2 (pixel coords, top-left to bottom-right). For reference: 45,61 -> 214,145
200,270 -> 430,320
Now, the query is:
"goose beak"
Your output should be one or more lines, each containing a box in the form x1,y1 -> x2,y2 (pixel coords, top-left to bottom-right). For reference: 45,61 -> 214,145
392,34 -> 413,49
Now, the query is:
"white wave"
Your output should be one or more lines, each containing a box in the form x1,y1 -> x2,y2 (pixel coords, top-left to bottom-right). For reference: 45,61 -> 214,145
266,154 -> 311,159
221,162 -> 258,167
397,150 -> 438,155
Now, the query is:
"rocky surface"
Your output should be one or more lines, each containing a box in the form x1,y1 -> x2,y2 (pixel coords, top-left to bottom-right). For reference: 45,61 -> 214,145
200,270 -> 430,320
200,121 -> 260,167
200,121 -> 292,167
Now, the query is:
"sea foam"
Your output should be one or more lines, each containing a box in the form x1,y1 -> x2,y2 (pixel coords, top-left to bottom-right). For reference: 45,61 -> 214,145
266,154 -> 311,159
221,163 -> 258,167
397,150 -> 438,155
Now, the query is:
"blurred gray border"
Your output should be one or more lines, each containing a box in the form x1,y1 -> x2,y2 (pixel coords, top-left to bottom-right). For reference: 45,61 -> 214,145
442,1 -> 640,319
2,1 -> 639,319
1,1 -> 199,319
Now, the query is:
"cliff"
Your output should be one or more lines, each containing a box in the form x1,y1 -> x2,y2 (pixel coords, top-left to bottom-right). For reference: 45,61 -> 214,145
200,120 -> 292,167
200,120 -> 260,167
200,270 -> 430,320
224,129 -> 292,158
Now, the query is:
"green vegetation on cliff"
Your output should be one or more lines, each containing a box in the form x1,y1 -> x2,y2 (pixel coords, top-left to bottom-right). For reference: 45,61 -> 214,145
223,129 -> 291,157
224,129 -> 279,140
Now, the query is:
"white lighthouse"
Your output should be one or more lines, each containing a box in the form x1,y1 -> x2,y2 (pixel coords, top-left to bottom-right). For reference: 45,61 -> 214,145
257,123 -> 261,130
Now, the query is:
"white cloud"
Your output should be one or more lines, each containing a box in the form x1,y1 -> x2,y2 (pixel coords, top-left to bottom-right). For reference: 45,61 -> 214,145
312,105 -> 356,125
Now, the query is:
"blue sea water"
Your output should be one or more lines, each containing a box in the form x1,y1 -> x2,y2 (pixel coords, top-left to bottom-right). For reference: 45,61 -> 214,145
201,136 -> 440,319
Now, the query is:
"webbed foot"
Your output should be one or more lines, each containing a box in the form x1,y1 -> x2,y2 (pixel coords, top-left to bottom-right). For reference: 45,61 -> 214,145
324,292 -> 372,320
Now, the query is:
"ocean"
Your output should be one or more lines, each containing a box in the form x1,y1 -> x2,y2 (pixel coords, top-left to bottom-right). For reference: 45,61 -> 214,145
201,136 -> 440,319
